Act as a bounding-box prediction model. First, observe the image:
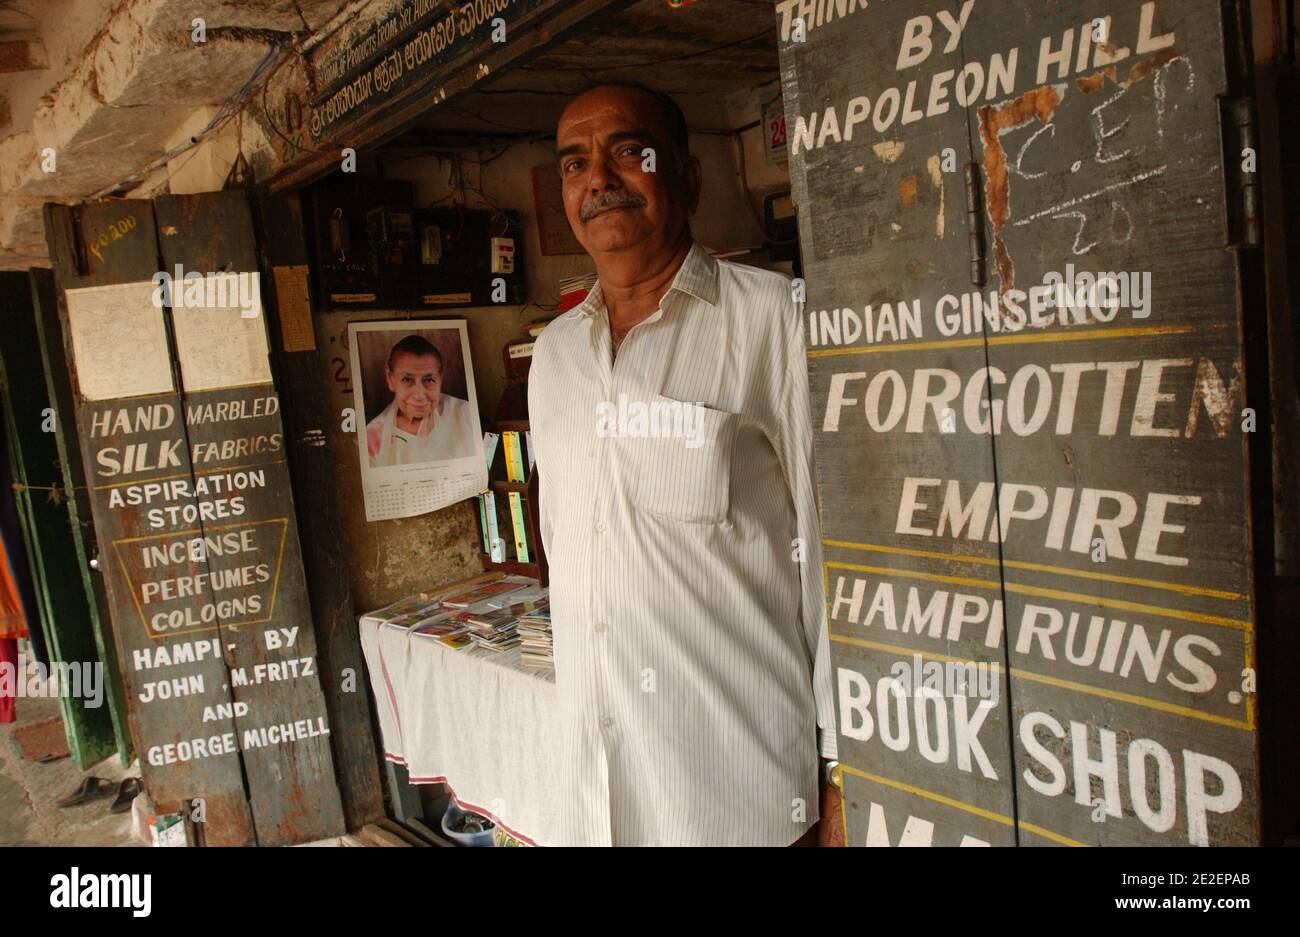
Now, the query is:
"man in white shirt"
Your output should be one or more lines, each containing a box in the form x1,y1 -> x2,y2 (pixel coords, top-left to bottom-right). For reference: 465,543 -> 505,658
529,80 -> 838,846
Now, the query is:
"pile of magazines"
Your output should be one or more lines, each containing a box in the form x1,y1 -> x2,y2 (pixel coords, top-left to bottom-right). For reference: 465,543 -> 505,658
463,598 -> 548,653
516,602 -> 553,674
374,576 -> 552,661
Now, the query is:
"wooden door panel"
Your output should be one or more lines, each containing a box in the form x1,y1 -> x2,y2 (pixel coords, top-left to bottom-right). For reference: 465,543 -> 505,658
779,0 -> 1262,845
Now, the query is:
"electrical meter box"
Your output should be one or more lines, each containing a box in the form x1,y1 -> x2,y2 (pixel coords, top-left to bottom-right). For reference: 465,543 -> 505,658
416,208 -> 526,308
304,176 -> 416,309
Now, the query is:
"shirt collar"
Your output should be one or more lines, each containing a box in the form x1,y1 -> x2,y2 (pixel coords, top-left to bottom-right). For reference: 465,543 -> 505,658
573,241 -> 719,318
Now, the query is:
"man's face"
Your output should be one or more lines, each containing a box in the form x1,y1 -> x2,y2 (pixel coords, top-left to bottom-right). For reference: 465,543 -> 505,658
555,85 -> 701,258
385,351 -> 442,420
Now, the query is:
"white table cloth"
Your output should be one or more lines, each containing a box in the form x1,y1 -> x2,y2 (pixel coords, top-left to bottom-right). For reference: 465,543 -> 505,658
359,602 -> 561,846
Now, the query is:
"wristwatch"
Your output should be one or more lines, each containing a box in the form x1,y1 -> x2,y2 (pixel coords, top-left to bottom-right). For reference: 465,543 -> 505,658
820,759 -> 840,788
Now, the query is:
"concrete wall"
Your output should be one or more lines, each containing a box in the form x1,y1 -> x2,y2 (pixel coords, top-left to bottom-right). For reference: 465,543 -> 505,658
0,0 -> 350,266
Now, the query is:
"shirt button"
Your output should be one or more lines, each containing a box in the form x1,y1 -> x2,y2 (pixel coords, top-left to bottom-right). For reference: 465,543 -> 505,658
595,521 -> 606,533
600,716 -> 614,730
594,620 -> 607,634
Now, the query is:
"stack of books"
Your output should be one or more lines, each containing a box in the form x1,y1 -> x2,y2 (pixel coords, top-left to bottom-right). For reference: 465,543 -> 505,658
462,598 -> 544,653
501,429 -> 534,481
457,603 -> 517,654
476,429 -> 537,563
410,608 -> 475,649
384,578 -> 554,666
517,600 -> 553,673
403,578 -> 526,649
476,433 -> 505,562
557,273 -> 598,312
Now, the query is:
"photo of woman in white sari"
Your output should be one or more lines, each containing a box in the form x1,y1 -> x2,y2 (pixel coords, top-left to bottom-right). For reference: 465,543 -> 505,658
365,334 -> 479,467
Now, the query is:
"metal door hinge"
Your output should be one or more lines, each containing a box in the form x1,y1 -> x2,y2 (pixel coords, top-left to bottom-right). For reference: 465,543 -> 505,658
965,162 -> 987,287
1224,96 -> 1261,249
66,207 -> 89,277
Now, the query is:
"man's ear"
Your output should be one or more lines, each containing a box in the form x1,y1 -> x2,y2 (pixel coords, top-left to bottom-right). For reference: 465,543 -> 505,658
685,154 -> 703,215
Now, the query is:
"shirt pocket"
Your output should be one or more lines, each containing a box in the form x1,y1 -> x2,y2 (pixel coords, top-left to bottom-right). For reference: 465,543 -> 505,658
625,395 -> 738,524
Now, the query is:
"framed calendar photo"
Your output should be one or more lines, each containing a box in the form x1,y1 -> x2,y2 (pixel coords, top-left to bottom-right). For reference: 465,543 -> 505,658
349,319 -> 488,521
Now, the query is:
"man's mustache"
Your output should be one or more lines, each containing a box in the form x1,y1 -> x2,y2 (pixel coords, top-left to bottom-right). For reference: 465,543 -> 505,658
580,190 -> 647,223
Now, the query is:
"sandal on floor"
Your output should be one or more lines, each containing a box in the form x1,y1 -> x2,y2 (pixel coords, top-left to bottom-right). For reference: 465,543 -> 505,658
109,777 -> 143,814
56,776 -> 111,807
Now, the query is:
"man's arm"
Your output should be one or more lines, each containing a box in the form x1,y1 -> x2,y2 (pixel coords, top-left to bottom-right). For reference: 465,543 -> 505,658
772,295 -> 839,762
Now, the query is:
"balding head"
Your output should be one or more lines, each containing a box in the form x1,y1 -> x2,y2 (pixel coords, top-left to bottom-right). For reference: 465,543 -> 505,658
564,80 -> 691,172
555,82 -> 701,263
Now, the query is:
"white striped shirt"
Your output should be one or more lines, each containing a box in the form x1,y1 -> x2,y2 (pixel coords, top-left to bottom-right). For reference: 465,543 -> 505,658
528,242 -> 837,846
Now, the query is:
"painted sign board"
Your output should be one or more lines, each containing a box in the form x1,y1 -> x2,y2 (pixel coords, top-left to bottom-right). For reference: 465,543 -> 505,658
309,0 -> 550,139
779,0 -> 1261,845
45,195 -> 346,845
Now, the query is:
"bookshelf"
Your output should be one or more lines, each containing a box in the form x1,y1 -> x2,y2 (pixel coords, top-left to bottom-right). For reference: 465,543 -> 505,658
476,384 -> 548,586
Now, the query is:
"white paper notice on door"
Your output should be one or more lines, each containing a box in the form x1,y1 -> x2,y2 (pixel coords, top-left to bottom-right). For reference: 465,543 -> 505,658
170,272 -> 272,391
65,281 -> 174,401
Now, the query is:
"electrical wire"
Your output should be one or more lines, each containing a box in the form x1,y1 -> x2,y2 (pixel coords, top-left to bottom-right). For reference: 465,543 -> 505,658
261,65 -> 320,156
210,40 -> 291,133
381,141 -> 518,163
521,297 -> 561,318
532,26 -> 776,71
475,144 -> 515,167
444,102 -> 554,136
90,37 -> 293,198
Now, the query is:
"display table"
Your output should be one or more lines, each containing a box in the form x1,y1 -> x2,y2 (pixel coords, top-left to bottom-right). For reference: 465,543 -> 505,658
358,575 -> 561,846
